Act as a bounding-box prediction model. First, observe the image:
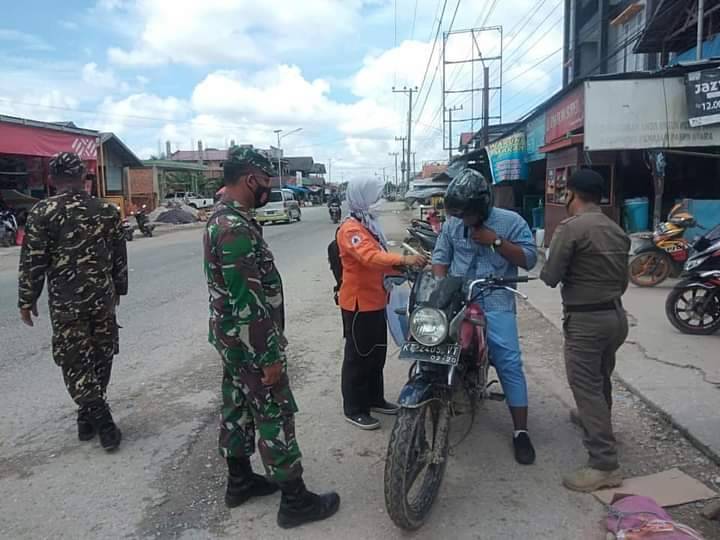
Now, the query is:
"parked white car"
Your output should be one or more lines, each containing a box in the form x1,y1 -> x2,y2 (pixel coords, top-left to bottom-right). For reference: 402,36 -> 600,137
164,192 -> 214,209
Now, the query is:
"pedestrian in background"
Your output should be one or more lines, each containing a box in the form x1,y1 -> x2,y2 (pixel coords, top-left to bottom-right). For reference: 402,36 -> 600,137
204,146 -> 339,529
18,152 -> 127,451
337,177 -> 426,430
540,168 -> 630,493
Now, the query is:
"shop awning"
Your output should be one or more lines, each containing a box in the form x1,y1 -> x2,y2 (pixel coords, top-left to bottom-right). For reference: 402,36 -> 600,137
0,116 -> 98,160
539,134 -> 584,154
282,184 -> 311,193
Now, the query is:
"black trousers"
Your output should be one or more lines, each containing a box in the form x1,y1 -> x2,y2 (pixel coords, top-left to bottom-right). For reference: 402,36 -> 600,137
341,309 -> 388,417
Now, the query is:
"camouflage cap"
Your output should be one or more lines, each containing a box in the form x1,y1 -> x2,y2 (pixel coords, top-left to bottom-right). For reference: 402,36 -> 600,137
49,152 -> 86,179
226,145 -> 277,176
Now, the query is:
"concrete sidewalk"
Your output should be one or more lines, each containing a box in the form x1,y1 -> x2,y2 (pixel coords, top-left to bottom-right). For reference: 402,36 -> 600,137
522,269 -> 720,464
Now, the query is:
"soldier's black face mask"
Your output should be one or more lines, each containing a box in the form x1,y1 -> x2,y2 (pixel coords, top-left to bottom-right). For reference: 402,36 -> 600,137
249,176 -> 272,208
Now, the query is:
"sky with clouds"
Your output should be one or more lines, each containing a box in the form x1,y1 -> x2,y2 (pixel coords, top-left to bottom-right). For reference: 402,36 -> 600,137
0,0 -> 564,181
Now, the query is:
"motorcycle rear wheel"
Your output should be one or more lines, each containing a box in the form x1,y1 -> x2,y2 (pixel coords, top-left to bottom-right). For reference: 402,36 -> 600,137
384,400 -> 450,531
629,251 -> 672,287
666,282 -> 720,335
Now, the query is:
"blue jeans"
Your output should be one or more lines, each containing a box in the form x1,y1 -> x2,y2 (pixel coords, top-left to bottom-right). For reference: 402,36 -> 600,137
485,311 -> 528,408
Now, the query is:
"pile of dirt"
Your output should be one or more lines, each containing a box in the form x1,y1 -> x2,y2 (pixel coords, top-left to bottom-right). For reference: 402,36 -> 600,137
150,202 -> 202,224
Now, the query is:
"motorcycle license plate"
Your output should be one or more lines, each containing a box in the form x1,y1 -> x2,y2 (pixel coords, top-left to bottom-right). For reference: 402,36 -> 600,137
399,342 -> 460,365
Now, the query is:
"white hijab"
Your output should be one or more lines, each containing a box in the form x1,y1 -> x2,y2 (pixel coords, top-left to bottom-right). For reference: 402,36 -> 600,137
345,177 -> 388,248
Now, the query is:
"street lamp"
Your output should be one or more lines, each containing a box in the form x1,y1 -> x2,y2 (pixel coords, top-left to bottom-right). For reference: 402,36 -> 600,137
274,128 -> 303,185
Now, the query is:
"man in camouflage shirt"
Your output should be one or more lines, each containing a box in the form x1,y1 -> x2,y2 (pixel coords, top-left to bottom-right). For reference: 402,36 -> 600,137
204,146 -> 339,529
18,152 -> 126,451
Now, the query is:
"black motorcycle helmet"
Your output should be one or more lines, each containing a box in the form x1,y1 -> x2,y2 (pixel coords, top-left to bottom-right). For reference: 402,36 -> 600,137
443,168 -> 493,225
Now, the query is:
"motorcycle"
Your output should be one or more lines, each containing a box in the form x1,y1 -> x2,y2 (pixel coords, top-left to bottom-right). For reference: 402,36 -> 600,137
384,269 -> 532,530
133,205 -> 156,238
665,223 -> 720,335
629,204 -> 699,287
121,218 -> 134,242
0,210 -> 18,247
404,219 -> 439,256
329,203 -> 341,224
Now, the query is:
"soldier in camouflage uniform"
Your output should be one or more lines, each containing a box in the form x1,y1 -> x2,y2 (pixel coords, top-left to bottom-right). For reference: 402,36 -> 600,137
204,146 -> 339,529
18,152 -> 126,452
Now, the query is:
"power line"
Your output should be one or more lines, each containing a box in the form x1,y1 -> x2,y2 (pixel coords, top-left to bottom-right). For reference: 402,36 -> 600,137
503,46 -> 562,87
415,0 -> 448,102
409,0 -> 419,40
503,0 -> 555,50
503,9 -> 562,66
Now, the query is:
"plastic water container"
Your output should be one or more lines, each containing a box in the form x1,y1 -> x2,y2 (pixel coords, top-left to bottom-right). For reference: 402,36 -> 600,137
623,197 -> 649,233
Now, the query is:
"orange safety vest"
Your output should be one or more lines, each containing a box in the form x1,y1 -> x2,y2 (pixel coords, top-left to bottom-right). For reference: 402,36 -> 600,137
337,218 -> 403,312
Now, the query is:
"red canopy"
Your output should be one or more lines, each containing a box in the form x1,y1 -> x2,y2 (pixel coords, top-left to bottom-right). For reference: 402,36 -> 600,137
0,122 -> 97,160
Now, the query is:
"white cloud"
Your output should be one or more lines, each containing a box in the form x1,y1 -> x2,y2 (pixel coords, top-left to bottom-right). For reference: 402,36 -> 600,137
95,93 -> 188,135
82,62 -> 129,92
0,29 -> 53,51
108,0 -> 364,67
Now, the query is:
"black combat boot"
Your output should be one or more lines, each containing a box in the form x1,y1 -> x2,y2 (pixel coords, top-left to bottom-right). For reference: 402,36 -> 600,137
89,401 -> 122,451
225,457 -> 279,508
277,478 -> 340,529
77,407 -> 96,441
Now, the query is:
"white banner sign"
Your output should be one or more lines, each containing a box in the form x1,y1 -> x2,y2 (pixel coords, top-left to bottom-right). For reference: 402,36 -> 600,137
584,78 -> 720,151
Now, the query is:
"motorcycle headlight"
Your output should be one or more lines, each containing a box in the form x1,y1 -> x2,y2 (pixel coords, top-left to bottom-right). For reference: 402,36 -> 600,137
409,307 -> 448,347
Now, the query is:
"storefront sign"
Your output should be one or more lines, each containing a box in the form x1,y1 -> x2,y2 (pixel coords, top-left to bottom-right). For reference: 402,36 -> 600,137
545,87 -> 584,143
0,122 -> 97,159
686,69 -> 720,127
526,113 -> 546,162
584,78 -> 720,150
486,131 -> 528,184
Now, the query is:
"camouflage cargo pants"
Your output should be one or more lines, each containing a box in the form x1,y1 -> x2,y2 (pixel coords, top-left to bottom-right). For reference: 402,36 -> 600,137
50,310 -> 119,408
218,348 -> 303,483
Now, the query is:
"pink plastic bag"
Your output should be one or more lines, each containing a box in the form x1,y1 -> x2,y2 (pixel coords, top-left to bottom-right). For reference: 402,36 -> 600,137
607,495 -> 704,540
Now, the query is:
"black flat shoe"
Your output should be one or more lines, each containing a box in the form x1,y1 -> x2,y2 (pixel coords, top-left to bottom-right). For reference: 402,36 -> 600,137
513,432 -> 536,465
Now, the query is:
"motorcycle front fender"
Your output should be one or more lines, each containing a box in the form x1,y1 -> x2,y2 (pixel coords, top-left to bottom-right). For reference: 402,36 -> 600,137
397,377 -> 438,408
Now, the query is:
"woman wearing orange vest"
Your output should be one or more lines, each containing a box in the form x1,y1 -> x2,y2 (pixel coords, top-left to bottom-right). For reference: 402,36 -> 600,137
337,177 -> 426,429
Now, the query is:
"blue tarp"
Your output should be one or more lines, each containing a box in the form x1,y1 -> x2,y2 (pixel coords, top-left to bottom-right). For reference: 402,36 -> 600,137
282,185 -> 311,193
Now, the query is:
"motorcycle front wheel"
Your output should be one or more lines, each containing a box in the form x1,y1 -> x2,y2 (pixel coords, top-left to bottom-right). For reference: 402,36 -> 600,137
666,281 -> 720,335
384,400 -> 450,531
629,251 -> 672,287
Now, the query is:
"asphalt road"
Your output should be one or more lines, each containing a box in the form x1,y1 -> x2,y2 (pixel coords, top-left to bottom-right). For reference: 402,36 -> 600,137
0,205 -> 717,539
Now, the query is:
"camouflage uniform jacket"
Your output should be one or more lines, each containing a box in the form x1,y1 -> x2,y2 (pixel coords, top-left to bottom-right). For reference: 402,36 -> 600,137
204,199 -> 286,368
18,189 -> 128,317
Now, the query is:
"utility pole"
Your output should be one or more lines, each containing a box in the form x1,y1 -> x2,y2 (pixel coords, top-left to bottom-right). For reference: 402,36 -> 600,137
446,105 -> 463,160
483,65 -> 491,147
697,0 -> 705,61
388,152 -> 399,187
395,136 -> 407,189
392,86 -> 417,186
412,152 -> 416,179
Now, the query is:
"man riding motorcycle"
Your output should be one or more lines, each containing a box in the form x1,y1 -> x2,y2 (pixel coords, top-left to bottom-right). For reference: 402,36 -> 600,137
328,193 -> 342,223
431,168 -> 538,465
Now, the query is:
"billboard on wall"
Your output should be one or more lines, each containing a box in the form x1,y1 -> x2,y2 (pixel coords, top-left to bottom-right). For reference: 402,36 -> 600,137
486,131 -> 528,184
545,86 -> 584,143
526,113 -> 546,162
685,69 -> 720,127
584,78 -> 720,150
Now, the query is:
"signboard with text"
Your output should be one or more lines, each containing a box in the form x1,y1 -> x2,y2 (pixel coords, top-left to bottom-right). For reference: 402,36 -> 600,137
585,78 -> 720,150
686,69 -> 720,127
545,86 -> 584,143
486,131 -> 528,184
526,113 -> 546,162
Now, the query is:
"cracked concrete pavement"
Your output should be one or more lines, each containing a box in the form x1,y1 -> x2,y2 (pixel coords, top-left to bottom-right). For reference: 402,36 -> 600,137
0,204 -> 718,539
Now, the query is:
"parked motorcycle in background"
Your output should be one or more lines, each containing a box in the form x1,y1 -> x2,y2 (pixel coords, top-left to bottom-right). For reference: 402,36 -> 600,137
629,204 -> 699,287
329,202 -> 341,224
403,219 -> 439,256
0,210 -> 18,247
384,268 -> 533,530
665,223 -> 720,335
121,218 -> 134,242
134,204 -> 156,238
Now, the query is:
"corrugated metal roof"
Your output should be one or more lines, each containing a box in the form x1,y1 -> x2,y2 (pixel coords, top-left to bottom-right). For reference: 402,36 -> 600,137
170,149 -> 228,161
